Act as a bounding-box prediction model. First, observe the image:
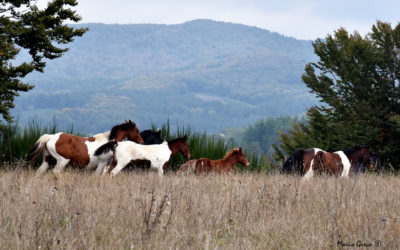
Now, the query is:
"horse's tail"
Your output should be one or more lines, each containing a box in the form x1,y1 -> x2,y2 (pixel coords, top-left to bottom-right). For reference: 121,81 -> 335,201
94,141 -> 118,156
178,160 -> 197,173
27,134 -> 51,164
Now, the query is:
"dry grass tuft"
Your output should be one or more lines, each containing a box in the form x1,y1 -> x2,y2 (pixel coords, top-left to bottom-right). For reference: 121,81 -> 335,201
1,169 -> 400,249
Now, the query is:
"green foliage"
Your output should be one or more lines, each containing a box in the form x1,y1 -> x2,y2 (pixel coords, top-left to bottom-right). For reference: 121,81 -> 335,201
0,0 -> 87,123
0,120 -> 78,164
240,116 -> 306,156
273,21 -> 400,169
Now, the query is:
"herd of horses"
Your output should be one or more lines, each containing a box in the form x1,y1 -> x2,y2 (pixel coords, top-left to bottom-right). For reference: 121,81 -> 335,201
27,120 -> 248,176
26,120 -> 378,178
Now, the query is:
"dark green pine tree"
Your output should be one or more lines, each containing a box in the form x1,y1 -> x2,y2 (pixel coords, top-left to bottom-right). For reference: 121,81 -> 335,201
0,0 -> 87,123
273,21 -> 400,168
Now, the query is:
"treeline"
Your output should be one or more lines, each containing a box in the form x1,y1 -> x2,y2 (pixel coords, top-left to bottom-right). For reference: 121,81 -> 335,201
223,116 -> 306,157
272,21 -> 400,170
0,120 -> 271,172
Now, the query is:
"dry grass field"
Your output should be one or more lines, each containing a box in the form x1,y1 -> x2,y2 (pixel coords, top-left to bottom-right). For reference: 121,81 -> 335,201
1,167 -> 400,249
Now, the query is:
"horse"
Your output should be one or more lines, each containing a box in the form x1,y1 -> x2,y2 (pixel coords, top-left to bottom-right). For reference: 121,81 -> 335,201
163,136 -> 191,170
281,148 -> 321,175
96,136 -> 191,174
27,120 -> 144,174
304,150 -> 351,179
342,145 -> 375,174
179,147 -> 249,174
140,130 -> 163,145
281,145 -> 375,179
94,141 -> 172,176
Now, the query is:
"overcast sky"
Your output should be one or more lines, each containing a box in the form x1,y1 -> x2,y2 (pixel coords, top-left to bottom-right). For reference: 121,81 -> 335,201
40,0 -> 400,40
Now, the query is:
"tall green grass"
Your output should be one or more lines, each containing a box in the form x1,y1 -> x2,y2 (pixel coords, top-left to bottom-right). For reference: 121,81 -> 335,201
0,120 -> 78,165
0,120 -> 271,172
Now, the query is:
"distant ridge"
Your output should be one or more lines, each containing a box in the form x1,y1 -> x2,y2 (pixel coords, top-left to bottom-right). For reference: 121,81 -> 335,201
14,19 -> 318,133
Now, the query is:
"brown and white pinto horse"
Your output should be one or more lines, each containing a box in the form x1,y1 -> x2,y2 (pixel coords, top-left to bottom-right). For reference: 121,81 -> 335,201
27,120 -> 144,174
179,147 -> 249,174
304,149 -> 351,179
281,145 -> 375,179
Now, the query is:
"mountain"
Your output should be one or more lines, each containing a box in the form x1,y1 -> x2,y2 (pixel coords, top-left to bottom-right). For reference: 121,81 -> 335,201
13,19 -> 318,133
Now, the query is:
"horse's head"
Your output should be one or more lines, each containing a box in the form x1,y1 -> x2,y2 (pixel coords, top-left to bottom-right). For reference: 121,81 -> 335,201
110,120 -> 144,143
140,130 -> 163,145
126,120 -> 144,144
168,135 -> 191,160
233,147 -> 250,167
282,149 -> 305,174
344,145 -> 374,172
179,135 -> 191,160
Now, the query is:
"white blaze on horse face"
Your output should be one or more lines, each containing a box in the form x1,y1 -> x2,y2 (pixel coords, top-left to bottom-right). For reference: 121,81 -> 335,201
334,151 -> 351,177
303,148 -> 324,180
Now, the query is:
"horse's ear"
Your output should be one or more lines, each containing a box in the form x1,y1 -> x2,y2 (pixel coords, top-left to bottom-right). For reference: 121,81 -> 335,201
239,147 -> 242,152
183,135 -> 187,140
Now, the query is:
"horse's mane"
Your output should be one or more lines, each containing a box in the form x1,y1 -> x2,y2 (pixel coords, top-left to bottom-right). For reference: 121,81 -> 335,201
224,148 -> 240,159
168,136 -> 187,145
140,129 -> 158,136
109,121 -> 136,140
343,145 -> 369,156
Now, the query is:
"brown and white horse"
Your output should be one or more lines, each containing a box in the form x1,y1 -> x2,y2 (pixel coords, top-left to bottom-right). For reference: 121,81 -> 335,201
179,147 -> 249,174
281,145 -> 374,179
304,149 -> 351,179
27,120 -> 144,174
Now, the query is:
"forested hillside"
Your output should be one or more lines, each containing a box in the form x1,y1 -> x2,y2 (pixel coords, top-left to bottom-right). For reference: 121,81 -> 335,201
13,20 -> 317,133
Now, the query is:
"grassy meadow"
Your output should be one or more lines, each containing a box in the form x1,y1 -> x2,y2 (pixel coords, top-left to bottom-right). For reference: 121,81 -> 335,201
1,168 -> 400,249
1,121 -> 399,249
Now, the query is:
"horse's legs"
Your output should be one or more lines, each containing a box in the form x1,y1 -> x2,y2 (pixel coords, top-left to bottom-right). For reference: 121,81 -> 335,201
151,163 -> 164,176
110,159 -> 130,177
53,157 -> 70,174
36,149 -> 50,174
157,166 -> 164,176
95,161 -> 107,175
102,165 -> 111,175
303,159 -> 314,180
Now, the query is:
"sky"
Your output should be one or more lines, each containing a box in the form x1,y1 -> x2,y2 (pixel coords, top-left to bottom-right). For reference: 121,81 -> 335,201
39,0 -> 400,40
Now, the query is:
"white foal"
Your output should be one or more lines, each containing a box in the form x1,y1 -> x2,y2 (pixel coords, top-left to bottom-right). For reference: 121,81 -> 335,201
94,141 -> 172,176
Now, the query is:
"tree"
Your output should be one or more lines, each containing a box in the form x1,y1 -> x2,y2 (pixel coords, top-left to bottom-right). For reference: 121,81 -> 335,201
273,21 -> 400,169
0,0 -> 87,123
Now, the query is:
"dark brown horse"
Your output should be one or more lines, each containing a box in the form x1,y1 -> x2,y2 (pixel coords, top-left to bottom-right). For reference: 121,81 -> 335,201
27,120 -> 144,174
342,145 -> 375,174
163,136 -> 191,170
179,147 -> 249,174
